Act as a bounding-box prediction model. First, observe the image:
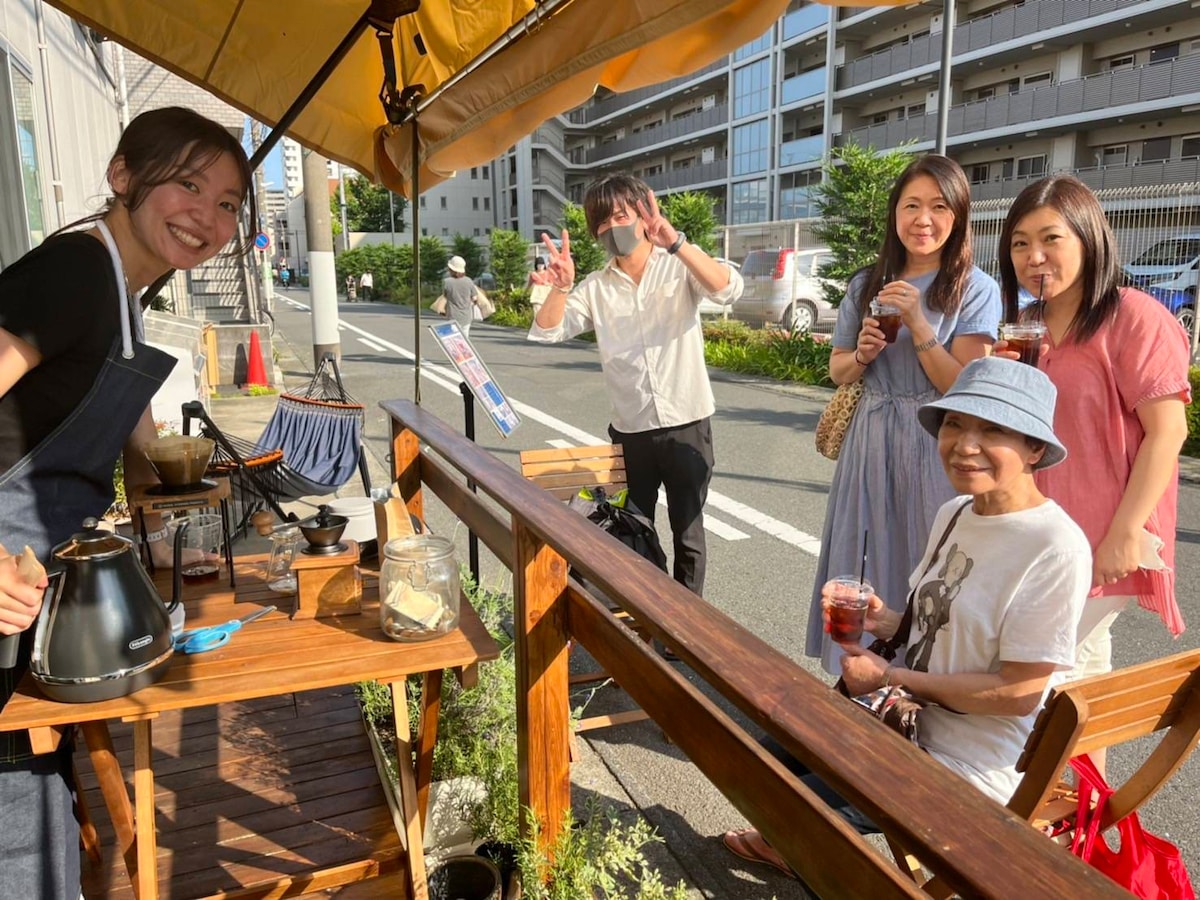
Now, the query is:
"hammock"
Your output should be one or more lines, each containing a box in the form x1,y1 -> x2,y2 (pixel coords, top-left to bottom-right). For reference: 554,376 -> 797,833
183,355 -> 371,523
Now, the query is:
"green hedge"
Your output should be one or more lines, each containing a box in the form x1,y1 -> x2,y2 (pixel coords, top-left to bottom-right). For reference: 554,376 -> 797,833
1185,367 -> 1200,457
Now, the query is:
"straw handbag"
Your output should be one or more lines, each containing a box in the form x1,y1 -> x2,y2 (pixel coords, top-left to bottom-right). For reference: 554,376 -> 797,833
431,295 -> 448,316
815,379 -> 863,460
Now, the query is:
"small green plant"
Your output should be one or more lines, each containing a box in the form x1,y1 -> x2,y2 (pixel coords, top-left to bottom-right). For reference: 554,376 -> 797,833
246,384 -> 277,396
702,320 -> 833,385
1185,366 -> 1200,456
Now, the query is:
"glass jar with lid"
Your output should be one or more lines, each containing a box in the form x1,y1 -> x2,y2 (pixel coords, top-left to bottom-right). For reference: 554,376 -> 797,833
379,535 -> 460,641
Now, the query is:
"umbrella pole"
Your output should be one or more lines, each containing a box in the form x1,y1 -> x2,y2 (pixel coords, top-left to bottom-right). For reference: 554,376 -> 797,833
411,114 -> 422,405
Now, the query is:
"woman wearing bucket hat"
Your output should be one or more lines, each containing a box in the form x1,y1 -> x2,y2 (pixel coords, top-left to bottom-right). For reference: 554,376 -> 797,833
724,357 -> 1091,876
998,175 -> 1191,677
441,254 -> 482,337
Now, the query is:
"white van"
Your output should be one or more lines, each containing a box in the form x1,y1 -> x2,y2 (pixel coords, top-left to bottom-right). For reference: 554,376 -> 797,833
1123,235 -> 1200,297
734,248 -> 842,333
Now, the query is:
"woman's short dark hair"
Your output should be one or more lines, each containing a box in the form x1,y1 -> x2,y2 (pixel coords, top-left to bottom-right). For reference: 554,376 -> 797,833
998,175 -> 1121,343
583,174 -> 651,238
857,154 -> 975,320
108,107 -> 256,255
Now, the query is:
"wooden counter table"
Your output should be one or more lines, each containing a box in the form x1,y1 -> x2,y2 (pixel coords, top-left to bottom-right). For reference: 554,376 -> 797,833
0,553 -> 499,900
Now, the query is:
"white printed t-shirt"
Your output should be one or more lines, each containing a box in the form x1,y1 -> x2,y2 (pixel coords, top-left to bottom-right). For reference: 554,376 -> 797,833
904,497 -> 1091,804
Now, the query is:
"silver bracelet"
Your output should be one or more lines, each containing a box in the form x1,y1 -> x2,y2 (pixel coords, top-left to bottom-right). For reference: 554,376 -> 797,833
913,335 -> 939,353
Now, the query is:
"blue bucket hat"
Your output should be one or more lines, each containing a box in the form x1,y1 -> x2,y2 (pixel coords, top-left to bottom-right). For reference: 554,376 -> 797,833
917,357 -> 1067,470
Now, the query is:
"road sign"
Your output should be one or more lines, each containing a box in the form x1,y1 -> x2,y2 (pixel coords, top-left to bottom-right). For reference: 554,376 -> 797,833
254,232 -> 270,250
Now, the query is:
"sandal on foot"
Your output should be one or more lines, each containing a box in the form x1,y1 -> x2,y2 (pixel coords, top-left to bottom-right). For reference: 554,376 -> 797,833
722,828 -> 796,878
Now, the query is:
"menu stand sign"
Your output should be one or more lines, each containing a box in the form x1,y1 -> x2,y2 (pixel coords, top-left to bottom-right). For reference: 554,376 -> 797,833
428,321 -> 522,437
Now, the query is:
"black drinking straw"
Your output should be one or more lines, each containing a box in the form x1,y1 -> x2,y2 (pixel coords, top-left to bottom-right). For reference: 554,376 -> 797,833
859,530 -> 868,585
1037,274 -> 1045,320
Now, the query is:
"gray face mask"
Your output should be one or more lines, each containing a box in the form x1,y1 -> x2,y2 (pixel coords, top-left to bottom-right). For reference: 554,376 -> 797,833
598,222 -> 642,258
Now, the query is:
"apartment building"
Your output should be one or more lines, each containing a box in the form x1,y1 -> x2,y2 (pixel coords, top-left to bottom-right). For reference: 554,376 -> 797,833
498,0 -> 1200,239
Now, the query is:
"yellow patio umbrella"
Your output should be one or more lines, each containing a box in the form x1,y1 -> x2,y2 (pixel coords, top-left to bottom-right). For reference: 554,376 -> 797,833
44,0 -> 792,197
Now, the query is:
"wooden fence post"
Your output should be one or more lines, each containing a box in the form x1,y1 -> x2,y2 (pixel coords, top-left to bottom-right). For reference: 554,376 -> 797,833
390,419 -> 424,524
513,521 -> 572,864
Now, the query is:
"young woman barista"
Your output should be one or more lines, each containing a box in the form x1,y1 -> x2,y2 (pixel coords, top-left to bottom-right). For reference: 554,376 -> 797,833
0,106 -> 254,898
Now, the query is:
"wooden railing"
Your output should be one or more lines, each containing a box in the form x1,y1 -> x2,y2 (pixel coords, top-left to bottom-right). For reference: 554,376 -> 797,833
383,399 -> 1127,898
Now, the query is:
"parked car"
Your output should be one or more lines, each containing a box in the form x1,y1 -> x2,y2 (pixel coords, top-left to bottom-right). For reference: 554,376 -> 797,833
1147,285 -> 1196,336
733,248 -> 842,333
1123,234 -> 1200,303
697,258 -> 740,317
475,271 -> 497,291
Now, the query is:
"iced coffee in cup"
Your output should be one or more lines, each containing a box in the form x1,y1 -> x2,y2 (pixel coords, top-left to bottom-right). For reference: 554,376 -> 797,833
999,321 -> 1047,367
826,576 -> 872,644
869,299 -> 902,343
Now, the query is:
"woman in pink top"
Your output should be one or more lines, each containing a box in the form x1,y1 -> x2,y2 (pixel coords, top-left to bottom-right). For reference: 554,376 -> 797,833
997,175 -> 1191,676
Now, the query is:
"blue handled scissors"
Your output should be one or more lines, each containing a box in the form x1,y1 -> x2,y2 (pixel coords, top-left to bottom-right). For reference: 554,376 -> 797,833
173,605 -> 277,654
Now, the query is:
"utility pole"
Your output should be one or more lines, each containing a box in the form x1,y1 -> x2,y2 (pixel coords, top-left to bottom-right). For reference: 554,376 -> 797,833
249,120 -> 274,322
303,148 -> 340,366
338,164 -> 350,252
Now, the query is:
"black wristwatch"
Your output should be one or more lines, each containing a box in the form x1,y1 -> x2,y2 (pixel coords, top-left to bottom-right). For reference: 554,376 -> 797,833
667,232 -> 687,255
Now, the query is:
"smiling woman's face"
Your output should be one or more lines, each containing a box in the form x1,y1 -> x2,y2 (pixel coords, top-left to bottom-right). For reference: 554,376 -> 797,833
938,411 -> 1044,504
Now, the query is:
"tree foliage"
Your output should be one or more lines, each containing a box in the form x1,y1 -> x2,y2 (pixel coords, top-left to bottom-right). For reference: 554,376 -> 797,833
561,202 -> 605,280
451,234 -> 486,278
811,142 -> 914,303
658,191 -> 719,255
419,236 -> 449,287
489,228 -> 529,292
333,174 -> 407,233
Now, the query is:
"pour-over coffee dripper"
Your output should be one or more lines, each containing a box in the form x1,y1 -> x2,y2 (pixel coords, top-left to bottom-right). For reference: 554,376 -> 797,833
298,505 -> 349,555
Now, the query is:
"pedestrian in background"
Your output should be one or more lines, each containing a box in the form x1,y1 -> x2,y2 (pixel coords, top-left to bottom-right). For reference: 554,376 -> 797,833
359,270 -> 373,301
806,155 -> 1001,675
528,174 -> 743,599
345,273 -> 357,301
997,174 -> 1191,675
443,255 -> 480,337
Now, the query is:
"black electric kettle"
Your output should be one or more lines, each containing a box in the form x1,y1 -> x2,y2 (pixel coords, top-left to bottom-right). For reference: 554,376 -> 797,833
29,518 -> 189,703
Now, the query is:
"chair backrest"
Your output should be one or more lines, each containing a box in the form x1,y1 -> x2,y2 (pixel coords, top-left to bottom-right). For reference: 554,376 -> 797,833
1011,646 -> 1200,830
519,444 -> 627,501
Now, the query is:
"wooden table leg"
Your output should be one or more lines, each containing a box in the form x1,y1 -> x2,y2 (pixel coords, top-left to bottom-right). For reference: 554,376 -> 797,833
390,680 -> 428,900
80,721 -> 141,898
133,719 -> 159,900
415,669 -> 443,833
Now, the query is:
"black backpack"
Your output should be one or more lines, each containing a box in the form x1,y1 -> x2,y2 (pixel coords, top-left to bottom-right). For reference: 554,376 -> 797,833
566,487 -> 668,572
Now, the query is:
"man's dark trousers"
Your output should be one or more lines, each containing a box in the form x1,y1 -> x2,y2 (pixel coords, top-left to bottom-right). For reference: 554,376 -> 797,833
609,417 -> 714,596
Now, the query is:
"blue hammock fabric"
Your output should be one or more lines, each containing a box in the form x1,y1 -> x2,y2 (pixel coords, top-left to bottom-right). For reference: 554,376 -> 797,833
254,394 -> 364,497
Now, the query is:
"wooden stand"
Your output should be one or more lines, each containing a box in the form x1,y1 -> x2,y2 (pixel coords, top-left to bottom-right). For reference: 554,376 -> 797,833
128,477 -> 235,587
292,538 -> 362,618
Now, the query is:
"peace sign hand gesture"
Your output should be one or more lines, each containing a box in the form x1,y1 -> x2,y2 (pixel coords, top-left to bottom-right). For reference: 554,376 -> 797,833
540,230 -> 575,291
634,189 -> 680,251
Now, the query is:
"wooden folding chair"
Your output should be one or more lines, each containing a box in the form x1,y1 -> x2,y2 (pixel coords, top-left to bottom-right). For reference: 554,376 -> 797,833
519,445 -> 652,748
889,647 -> 1200,896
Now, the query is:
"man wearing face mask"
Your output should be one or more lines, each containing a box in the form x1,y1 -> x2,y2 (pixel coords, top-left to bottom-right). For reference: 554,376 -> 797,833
527,174 -> 743,598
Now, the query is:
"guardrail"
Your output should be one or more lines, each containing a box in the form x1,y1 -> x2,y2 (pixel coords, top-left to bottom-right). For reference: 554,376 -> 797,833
381,398 -> 1128,897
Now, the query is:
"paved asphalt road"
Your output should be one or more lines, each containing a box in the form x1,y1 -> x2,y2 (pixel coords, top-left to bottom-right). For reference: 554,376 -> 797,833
268,289 -> 1200,897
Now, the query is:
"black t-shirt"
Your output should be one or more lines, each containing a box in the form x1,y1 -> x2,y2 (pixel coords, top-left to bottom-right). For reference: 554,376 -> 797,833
0,232 -> 122,473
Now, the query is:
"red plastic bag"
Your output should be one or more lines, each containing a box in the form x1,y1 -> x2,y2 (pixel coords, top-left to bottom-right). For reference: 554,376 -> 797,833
1068,755 -> 1195,900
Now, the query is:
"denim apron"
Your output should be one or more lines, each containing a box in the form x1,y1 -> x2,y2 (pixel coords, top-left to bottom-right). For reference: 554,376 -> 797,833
0,222 -> 175,898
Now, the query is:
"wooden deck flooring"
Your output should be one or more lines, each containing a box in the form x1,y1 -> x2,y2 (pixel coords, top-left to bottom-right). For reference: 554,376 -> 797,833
76,685 -> 411,899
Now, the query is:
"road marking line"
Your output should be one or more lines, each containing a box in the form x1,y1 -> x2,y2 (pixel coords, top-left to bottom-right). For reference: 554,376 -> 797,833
358,337 -> 387,352
291,306 -> 821,555
546,439 -> 574,449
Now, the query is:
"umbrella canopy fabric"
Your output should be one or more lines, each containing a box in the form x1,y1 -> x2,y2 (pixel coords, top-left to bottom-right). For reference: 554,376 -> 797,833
46,0 -> 790,196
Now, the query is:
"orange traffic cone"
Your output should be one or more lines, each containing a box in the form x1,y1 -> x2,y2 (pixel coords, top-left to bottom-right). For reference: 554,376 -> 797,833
245,330 -> 268,387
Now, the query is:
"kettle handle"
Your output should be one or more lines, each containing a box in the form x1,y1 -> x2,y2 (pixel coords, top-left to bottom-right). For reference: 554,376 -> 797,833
27,570 -> 65,671
169,519 -> 191,614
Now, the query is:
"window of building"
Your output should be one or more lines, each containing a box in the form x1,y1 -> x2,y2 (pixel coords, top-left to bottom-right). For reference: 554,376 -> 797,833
0,53 -> 45,269
780,171 -> 820,219
1149,43 -> 1180,63
421,227 -> 428,235
473,227 -> 481,236
641,164 -> 662,176
974,87 -> 995,102
1142,137 -> 1171,163
472,197 -> 479,210
732,119 -> 770,176
441,227 -> 449,236
1101,145 -> 1127,167
1107,55 -> 1135,71
471,167 -> 478,179
734,30 -> 772,61
1183,135 -> 1200,159
733,58 -> 771,119
1022,72 -> 1053,89
969,164 -> 990,184
731,178 -> 769,224
906,103 -> 925,119
420,196 -> 427,208
871,111 -> 889,125
672,158 -> 694,170
484,197 -> 490,211
440,196 -> 448,209
486,227 -> 492,234
482,168 -> 489,180
1017,155 -> 1046,178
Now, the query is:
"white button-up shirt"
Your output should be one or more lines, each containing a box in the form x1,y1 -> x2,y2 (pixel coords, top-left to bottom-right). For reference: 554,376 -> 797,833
528,247 -> 743,434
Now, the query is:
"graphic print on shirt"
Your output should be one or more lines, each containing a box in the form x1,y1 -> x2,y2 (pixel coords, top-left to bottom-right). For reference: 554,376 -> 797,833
905,542 -> 974,671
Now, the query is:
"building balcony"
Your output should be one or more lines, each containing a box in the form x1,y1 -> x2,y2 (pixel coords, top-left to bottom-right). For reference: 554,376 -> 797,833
782,3 -> 828,42
780,134 -> 825,168
568,59 -> 726,125
643,159 -> 728,193
837,54 -> 1200,153
969,157 -> 1200,202
837,0 -> 1149,92
780,67 -> 827,107
586,106 -> 728,164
